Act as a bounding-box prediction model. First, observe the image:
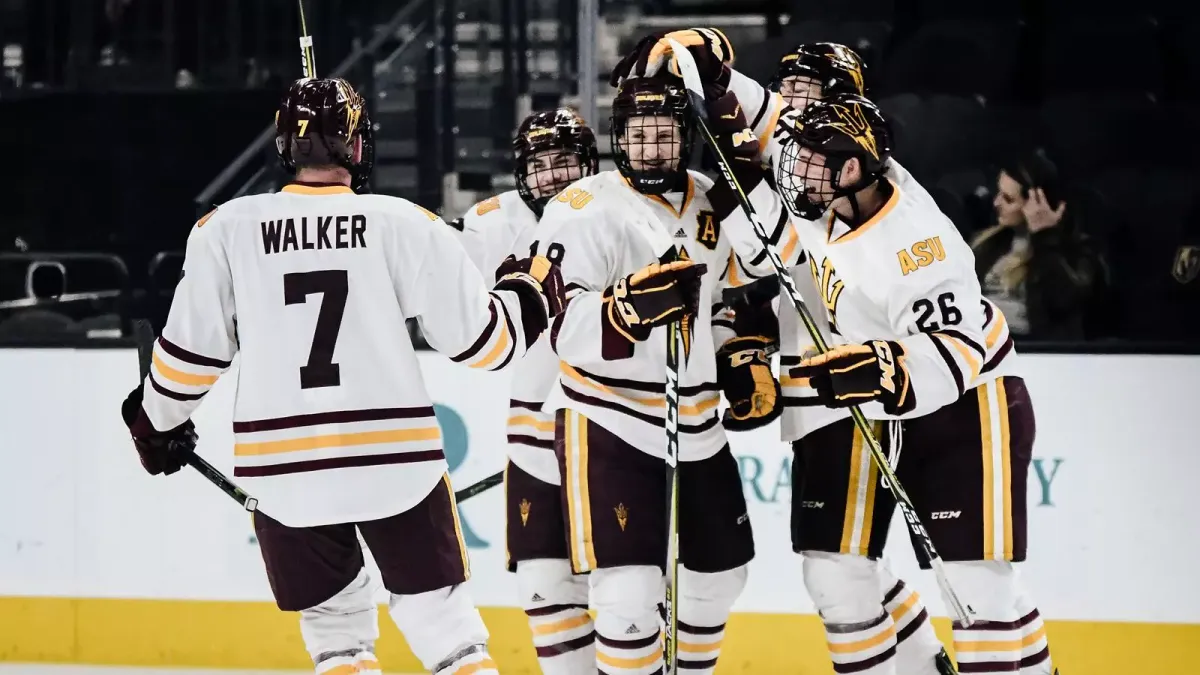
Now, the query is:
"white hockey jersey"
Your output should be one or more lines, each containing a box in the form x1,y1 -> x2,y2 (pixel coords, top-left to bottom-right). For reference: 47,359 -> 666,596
538,169 -> 761,462
141,183 -> 536,527
455,190 -> 560,485
724,69 -> 1019,425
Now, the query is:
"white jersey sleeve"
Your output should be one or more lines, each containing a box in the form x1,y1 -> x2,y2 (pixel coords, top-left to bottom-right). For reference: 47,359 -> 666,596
404,209 -> 531,371
141,210 -> 238,433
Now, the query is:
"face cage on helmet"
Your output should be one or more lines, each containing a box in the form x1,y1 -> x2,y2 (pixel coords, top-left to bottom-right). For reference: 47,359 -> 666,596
610,110 -> 694,196
514,142 -> 598,214
778,136 -> 870,222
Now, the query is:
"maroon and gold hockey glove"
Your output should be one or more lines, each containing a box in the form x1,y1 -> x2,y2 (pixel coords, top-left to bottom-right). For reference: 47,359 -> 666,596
494,254 -> 567,348
120,384 -> 198,476
610,27 -> 734,90
789,340 -> 915,415
717,335 -> 781,431
705,90 -> 766,221
603,260 -> 707,345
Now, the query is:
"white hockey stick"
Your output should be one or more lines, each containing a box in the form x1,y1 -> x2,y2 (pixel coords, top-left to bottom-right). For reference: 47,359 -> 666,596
665,38 -> 973,628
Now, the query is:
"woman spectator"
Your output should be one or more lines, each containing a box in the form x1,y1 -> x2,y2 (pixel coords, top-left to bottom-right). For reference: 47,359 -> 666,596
971,149 -> 1105,340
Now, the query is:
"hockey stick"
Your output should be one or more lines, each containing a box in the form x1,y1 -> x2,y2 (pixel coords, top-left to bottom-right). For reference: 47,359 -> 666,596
453,470 -> 503,502
296,0 -> 317,79
664,39 -> 972,627
134,320 -> 259,512
663,315 -> 684,675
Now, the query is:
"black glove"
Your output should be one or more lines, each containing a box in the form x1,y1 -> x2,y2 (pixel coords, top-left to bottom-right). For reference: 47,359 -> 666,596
718,335 -> 781,431
603,260 -> 707,344
610,27 -> 734,91
494,254 -> 567,348
121,385 -> 198,476
788,341 -> 915,415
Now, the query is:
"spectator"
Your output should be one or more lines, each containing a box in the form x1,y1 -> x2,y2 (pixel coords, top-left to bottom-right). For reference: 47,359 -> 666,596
970,149 -> 1105,340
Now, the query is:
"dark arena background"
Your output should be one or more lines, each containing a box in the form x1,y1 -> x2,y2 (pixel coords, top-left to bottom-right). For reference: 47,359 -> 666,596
0,1 -> 1197,674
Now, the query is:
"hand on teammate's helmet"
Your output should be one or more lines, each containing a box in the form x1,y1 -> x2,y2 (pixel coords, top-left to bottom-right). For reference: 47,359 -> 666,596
609,27 -> 734,95
604,260 -> 707,343
494,255 -> 567,349
717,335 -> 782,431
121,384 -> 198,476
706,90 -> 759,165
789,340 -> 915,415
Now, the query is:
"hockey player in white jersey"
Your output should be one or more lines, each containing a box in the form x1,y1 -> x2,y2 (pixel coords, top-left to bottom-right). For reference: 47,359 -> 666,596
533,72 -> 791,675
118,77 -> 567,675
628,32 -> 1056,675
450,108 -> 602,674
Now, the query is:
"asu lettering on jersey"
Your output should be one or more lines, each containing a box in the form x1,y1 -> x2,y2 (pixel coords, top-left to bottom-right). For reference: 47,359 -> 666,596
454,190 -> 562,485
538,169 -> 766,462
141,183 -> 534,527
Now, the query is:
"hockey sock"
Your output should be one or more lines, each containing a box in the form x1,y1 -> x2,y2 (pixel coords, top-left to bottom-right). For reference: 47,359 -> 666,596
883,579 -> 944,675
355,644 -> 381,675
953,608 -> 1049,674
677,620 -> 725,674
525,603 -> 597,674
594,615 -> 663,675
675,566 -> 746,674
430,643 -> 498,675
824,610 -> 899,674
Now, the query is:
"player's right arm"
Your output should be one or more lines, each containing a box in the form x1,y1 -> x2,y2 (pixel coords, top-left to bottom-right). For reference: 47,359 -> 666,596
395,205 -> 555,371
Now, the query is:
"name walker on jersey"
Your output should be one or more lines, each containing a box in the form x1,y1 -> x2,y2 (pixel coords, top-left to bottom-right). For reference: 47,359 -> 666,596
261,215 -> 367,254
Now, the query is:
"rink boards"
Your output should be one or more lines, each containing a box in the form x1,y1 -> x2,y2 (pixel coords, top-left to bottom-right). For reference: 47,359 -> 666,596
1,349 -> 1197,673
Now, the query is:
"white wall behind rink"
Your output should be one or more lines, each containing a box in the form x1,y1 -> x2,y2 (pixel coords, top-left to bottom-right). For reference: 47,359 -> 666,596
0,349 -> 1196,624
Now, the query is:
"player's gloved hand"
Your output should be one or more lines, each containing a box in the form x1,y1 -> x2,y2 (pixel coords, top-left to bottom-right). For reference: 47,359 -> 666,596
717,335 -> 781,431
789,341 -> 915,415
495,254 -> 567,347
609,27 -> 734,92
120,384 -> 198,476
603,260 -> 707,343
704,89 -> 765,220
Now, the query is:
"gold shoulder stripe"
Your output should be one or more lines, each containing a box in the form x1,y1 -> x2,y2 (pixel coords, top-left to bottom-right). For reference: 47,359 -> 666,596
196,208 -> 217,229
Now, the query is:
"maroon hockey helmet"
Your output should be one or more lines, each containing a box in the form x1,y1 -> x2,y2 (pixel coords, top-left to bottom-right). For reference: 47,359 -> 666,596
610,73 -> 695,195
512,108 -> 600,214
776,93 -> 893,220
770,42 -> 867,99
275,77 -> 375,193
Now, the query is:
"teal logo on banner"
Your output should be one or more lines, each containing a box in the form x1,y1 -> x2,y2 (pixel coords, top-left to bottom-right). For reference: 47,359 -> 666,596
436,403 -> 491,549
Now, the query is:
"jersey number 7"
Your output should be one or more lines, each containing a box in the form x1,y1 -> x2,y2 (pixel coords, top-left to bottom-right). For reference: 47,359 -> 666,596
284,269 -> 348,389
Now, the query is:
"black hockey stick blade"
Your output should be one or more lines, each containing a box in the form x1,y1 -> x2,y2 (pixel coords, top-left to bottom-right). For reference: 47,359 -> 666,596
132,320 -> 259,513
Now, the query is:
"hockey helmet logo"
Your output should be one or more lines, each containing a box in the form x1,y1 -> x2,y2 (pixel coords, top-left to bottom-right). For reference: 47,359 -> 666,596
1173,245 -> 1200,284
827,45 -> 865,95
828,102 -> 879,160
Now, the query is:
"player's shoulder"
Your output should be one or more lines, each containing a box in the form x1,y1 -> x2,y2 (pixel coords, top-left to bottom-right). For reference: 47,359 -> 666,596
871,167 -> 975,286
462,189 -> 528,224
541,171 -> 618,221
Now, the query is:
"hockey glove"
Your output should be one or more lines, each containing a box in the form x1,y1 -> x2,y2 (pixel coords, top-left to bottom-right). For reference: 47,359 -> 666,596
789,341 -> 915,415
705,89 -> 767,221
717,335 -> 781,431
120,384 -> 198,476
494,254 -> 567,348
610,27 -> 734,91
603,260 -> 707,344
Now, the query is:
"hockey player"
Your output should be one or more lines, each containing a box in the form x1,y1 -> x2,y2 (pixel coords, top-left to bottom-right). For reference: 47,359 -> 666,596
768,41 -> 867,112
626,33 -> 1054,675
118,77 -> 567,675
450,108 -> 602,674
532,72 -> 788,675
